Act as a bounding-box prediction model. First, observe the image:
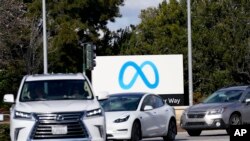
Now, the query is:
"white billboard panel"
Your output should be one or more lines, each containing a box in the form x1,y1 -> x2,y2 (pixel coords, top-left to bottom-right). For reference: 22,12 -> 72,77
92,55 -> 184,96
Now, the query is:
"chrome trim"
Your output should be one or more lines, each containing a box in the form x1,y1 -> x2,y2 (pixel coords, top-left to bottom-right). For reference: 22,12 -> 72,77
31,112 -> 88,139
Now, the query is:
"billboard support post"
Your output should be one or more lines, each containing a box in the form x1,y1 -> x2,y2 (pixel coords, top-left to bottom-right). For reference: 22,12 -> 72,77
42,0 -> 48,74
187,0 -> 193,106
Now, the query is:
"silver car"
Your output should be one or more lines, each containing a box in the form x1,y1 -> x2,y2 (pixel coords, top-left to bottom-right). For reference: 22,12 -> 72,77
180,86 -> 250,136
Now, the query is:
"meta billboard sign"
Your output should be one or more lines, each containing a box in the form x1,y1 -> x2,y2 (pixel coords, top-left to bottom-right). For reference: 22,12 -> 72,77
92,55 -> 184,105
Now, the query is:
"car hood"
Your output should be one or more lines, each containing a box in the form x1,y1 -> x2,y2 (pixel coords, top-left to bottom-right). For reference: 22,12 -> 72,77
188,102 -> 234,112
15,100 -> 100,113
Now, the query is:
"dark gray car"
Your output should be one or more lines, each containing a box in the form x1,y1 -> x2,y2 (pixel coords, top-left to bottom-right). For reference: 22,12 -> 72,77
180,86 -> 250,136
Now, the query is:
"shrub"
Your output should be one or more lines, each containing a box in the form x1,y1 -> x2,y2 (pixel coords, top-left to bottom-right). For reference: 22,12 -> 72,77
0,124 -> 10,141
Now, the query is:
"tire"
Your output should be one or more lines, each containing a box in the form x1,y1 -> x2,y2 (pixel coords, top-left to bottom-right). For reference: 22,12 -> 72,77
186,129 -> 202,136
163,119 -> 177,141
129,122 -> 141,141
226,113 -> 242,134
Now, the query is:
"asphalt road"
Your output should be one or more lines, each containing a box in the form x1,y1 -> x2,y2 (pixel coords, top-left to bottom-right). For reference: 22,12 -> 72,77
142,130 -> 229,141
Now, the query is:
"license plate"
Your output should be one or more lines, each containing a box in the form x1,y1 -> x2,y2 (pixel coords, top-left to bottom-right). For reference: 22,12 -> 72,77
51,125 -> 67,135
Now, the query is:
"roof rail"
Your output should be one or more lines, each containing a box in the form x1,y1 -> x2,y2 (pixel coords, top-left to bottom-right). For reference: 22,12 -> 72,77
221,84 -> 249,89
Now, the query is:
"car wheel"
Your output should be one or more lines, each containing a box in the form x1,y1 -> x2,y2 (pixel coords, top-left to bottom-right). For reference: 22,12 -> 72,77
226,113 -> 242,134
186,129 -> 202,136
163,119 -> 177,141
129,122 -> 141,141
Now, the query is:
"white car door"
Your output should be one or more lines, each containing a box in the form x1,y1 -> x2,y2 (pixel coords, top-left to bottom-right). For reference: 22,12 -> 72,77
139,95 -> 159,137
151,95 -> 171,135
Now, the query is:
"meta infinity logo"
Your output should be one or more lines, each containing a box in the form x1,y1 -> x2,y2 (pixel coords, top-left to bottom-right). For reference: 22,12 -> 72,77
119,61 -> 159,89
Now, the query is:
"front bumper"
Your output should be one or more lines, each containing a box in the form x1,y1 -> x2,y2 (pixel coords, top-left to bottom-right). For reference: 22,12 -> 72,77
180,112 -> 228,130
106,121 -> 132,140
10,112 -> 105,141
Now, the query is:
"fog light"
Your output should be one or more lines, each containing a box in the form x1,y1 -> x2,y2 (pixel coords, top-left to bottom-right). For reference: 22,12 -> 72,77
215,121 -> 221,127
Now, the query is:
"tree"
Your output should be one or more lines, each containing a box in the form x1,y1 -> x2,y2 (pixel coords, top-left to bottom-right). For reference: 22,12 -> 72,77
25,0 -> 124,73
192,0 -> 250,95
119,0 -> 187,56
0,0 -> 44,74
0,0 -> 41,104
0,0 -> 27,71
0,0 -> 124,107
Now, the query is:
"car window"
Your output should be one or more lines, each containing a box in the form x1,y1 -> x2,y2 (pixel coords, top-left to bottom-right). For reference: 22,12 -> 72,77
140,95 -> 164,110
154,95 -> 164,108
148,95 -> 164,109
203,89 -> 243,103
244,90 -> 250,100
102,95 -> 142,112
20,80 -> 93,102
141,95 -> 152,110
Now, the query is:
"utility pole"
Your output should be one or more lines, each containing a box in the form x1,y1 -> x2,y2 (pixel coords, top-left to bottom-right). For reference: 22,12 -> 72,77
187,0 -> 193,106
42,0 -> 48,74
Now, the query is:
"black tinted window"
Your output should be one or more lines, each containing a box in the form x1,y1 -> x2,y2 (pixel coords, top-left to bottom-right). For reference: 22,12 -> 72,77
102,95 -> 142,111
141,95 -> 152,110
154,96 -> 164,108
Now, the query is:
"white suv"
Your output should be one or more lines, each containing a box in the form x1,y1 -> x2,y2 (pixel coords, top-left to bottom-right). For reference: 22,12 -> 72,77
3,73 -> 106,141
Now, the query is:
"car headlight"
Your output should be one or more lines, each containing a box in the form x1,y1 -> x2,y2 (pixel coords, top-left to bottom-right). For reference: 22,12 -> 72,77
207,108 -> 224,115
14,111 -> 33,120
114,115 -> 130,123
86,108 -> 103,117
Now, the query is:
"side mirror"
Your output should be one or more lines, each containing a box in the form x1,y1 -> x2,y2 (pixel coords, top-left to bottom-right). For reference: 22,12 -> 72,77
245,98 -> 250,104
3,94 -> 14,103
96,91 -> 109,101
144,105 -> 153,111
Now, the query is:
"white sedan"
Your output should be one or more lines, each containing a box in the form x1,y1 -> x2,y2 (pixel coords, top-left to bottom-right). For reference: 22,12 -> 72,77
101,92 -> 177,141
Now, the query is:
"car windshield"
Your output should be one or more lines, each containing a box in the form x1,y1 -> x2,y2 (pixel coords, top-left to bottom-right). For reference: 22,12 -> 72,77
203,89 -> 243,103
101,95 -> 142,112
20,80 -> 93,102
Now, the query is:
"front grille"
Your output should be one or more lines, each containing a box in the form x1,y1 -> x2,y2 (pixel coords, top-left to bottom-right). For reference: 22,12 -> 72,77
31,112 -> 88,139
187,113 -> 205,118
187,111 -> 206,119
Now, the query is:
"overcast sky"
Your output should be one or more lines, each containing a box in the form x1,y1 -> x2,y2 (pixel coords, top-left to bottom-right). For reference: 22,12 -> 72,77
107,0 -> 164,31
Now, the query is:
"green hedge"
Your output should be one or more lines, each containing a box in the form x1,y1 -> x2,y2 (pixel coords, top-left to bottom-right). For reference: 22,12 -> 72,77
0,124 -> 10,141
